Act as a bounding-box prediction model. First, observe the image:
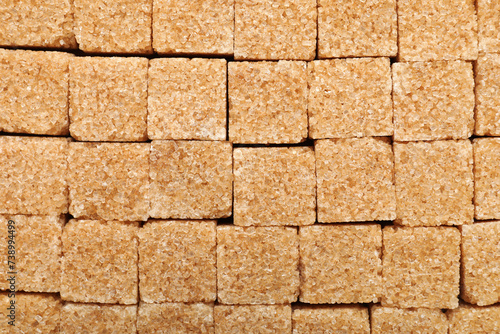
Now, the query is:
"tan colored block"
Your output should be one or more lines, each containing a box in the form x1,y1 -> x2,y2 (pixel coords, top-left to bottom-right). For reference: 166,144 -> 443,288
300,224 -> 382,304
318,0 -> 397,58
0,0 -> 76,48
0,136 -> 69,215
61,303 -> 137,334
61,220 -> 139,304
382,226 -> 461,309
316,138 -> 396,223
149,141 -> 232,219
148,58 -> 226,140
153,0 -> 233,55
68,142 -> 149,221
138,302 -> 214,334
234,0 -> 316,60
228,61 -> 307,144
215,304 -> 291,334
217,226 -> 299,304
292,305 -> 369,334
393,61 -> 475,141
474,139 -> 500,220
371,306 -> 448,334
74,0 -> 152,54
398,0 -> 478,61
394,140 -> 474,226
308,58 -> 393,139
69,57 -> 148,142
138,220 -> 216,303
475,54 -> 500,136
478,0 -> 500,52
447,303 -> 500,333
233,147 -> 315,226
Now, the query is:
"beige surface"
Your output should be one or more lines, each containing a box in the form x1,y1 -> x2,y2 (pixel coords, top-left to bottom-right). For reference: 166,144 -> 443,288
474,138 -> 500,220
292,305 -> 369,334
447,303 -> 500,333
478,0 -> 500,52
475,54 -> 500,136
371,306 -> 448,334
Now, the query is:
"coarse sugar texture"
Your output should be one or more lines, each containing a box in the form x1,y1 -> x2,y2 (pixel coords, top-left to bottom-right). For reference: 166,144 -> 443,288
138,302 -> 214,334
393,61 -> 475,141
382,226 -> 461,309
215,304 -> 292,334
474,138 -> 500,220
138,220 -> 216,303
394,140 -> 474,226
447,303 -> 500,333
370,306 -> 448,334
74,0 -> 152,54
61,303 -> 137,334
398,0 -> 478,61
317,0 -> 397,58
0,49 -> 71,136
148,58 -> 226,140
478,0 -> 500,52
475,54 -> 500,136
69,57 -> 148,142
61,220 -> 139,304
68,142 -> 149,221
229,61 -> 307,144
234,0 -> 316,60
316,138 -> 396,223
0,136 -> 69,215
461,221 -> 500,305
292,305 -> 370,334
299,224 -> 382,304
233,147 -> 315,226
153,0 -> 234,55
0,0 -> 76,48
217,226 -> 299,304
149,141 -> 232,219
308,58 -> 393,139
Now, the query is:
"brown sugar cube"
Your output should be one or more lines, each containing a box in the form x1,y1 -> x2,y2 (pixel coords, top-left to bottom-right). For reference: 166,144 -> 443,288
308,58 -> 393,139
371,306 -> 448,334
300,224 -> 382,304
382,226 -> 461,309
0,0 -> 76,48
138,220 -> 216,303
217,226 -> 299,304
394,140 -> 474,226
234,0 -> 316,60
233,147 -> 315,226
0,49 -> 71,136
316,138 -> 396,223
68,142 -> 149,221
69,57 -> 148,142
215,304 -> 291,333
447,303 -> 500,333
475,54 -> 500,136
149,141 -> 232,219
393,61 -> 475,141
318,0 -> 397,58
293,305 -> 370,334
61,220 -> 139,304
478,0 -> 500,52
61,303 -> 137,333
153,0 -> 233,55
0,136 -> 69,215
148,58 -> 226,140
398,0 -> 478,61
138,302 -> 214,334
474,139 -> 500,220
74,0 -> 152,54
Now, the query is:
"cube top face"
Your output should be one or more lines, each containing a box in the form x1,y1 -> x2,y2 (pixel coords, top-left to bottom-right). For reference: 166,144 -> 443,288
478,0 -> 500,53
234,0 -> 317,60
447,303 -> 500,334
394,140 -> 474,226
61,303 -> 137,333
474,138 -> 500,220
308,58 -> 393,139
228,61 -> 308,144
475,54 -> 500,136
69,57 -> 148,142
216,226 -> 299,304
316,137 -> 396,223
398,0 -> 478,61
292,305 -> 370,334
74,0 -> 152,54
370,306 -> 448,334
61,220 -> 139,305
318,0 -> 397,58
215,304 -> 292,333
148,58 -> 227,141
149,140 -> 232,220
233,147 -> 316,226
382,226 -> 461,309
393,61 -> 475,142
299,224 -> 382,304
